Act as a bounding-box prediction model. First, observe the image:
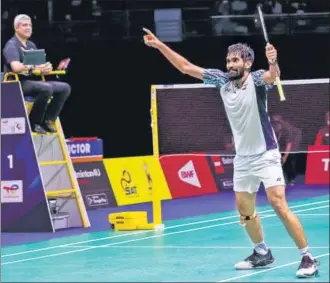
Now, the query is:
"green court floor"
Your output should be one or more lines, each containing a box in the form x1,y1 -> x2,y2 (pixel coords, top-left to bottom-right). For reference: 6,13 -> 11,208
1,195 -> 329,282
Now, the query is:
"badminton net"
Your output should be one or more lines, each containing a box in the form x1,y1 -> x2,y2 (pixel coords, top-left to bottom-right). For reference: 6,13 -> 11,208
153,78 -> 329,156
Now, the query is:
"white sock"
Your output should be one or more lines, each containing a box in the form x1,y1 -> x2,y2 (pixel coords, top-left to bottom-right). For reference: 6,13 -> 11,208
254,241 -> 268,255
300,246 -> 314,259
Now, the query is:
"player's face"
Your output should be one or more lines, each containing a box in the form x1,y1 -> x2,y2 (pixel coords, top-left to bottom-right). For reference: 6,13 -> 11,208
226,54 -> 244,80
15,19 -> 32,39
226,53 -> 249,81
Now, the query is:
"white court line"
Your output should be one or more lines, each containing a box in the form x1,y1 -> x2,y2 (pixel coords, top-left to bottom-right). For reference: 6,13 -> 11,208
163,200 -> 329,230
296,214 -> 329,216
61,245 -> 330,249
2,205 -> 328,265
2,199 -> 329,258
216,253 -> 330,282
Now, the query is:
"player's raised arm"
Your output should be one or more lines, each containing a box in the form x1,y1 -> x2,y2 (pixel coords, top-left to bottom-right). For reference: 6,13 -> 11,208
263,43 -> 280,84
143,28 -> 204,80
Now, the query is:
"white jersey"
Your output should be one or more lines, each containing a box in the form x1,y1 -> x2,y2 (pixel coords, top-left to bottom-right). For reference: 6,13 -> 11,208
203,69 -> 278,156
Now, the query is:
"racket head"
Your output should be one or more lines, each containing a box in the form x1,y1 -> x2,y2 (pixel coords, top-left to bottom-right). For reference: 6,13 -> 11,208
257,4 -> 269,43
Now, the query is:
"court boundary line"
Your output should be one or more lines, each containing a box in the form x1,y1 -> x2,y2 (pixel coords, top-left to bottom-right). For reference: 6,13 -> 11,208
61,245 -> 330,249
2,204 -> 328,265
216,253 -> 330,282
2,199 -> 328,258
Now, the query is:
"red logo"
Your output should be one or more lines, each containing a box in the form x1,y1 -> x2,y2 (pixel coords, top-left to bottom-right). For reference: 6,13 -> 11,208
160,154 -> 218,198
3,184 -> 19,193
210,156 -> 225,174
305,145 -> 330,185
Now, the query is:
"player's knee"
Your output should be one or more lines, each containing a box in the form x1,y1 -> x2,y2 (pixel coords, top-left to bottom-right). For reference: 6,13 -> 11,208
268,188 -> 289,216
236,199 -> 254,215
237,203 -> 257,226
239,210 -> 257,226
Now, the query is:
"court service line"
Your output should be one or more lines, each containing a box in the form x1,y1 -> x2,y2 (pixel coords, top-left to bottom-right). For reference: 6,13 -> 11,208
216,252 -> 330,282
2,205 -> 328,265
62,245 -> 330,249
2,199 -> 328,258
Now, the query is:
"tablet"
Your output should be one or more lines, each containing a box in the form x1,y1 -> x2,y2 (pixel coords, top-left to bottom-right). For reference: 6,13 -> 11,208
22,49 -> 46,65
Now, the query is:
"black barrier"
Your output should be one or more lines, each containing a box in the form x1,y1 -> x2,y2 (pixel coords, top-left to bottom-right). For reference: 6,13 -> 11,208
73,161 -> 118,210
206,154 -> 234,191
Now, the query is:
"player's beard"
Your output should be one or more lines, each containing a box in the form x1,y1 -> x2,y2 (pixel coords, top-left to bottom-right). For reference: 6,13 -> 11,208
228,67 -> 244,81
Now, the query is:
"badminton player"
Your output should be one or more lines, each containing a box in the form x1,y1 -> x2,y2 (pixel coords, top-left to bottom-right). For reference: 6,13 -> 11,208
143,28 -> 319,278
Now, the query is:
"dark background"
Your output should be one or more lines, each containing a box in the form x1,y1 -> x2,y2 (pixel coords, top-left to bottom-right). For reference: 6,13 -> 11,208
2,0 -> 330,161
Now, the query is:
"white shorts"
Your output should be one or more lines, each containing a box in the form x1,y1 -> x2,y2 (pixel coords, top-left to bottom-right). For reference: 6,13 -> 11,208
233,149 -> 286,194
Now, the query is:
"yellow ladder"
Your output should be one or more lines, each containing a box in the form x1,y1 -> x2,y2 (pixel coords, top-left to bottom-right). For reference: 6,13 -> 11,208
31,117 -> 90,229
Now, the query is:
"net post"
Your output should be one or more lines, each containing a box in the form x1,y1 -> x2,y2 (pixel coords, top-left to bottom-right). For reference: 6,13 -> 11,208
150,85 -> 163,228
151,85 -> 160,157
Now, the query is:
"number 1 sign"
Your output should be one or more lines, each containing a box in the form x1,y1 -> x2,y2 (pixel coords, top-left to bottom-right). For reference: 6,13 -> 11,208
1,82 -> 53,232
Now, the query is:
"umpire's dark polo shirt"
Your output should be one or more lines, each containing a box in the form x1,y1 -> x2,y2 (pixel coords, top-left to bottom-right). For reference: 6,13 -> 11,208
2,35 -> 37,80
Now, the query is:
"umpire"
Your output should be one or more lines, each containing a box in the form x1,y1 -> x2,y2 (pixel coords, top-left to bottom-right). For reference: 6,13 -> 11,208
2,14 -> 71,134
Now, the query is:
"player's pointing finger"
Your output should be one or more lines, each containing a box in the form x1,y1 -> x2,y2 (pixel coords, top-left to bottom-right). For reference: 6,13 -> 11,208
143,27 -> 153,35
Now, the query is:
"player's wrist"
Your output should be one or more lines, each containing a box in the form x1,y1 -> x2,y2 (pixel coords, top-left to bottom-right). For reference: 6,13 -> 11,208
157,41 -> 166,50
268,59 -> 278,65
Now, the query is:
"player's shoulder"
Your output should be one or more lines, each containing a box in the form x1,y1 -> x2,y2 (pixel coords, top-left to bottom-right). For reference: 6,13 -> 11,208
251,69 -> 266,84
204,68 -> 228,79
250,69 -> 273,90
203,68 -> 229,88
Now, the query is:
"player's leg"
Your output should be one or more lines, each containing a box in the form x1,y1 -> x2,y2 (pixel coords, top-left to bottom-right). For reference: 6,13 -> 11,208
267,185 -> 307,249
260,149 -> 318,277
266,185 -> 319,277
233,158 -> 274,269
235,191 -> 263,245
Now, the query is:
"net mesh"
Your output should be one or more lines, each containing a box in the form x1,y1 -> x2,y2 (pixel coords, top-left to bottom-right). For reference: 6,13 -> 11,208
155,79 -> 329,156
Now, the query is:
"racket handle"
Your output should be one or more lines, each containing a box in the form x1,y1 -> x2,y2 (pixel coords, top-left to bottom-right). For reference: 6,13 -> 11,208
275,76 -> 286,101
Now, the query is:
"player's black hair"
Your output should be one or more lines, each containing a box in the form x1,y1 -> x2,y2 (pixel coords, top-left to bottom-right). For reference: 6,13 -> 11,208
227,43 -> 255,63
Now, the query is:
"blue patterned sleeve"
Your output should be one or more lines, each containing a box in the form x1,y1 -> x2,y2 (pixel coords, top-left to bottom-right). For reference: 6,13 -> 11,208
203,69 -> 229,88
252,70 -> 274,90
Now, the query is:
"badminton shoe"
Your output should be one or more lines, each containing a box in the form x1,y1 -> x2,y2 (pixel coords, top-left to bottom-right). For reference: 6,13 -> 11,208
235,249 -> 275,269
296,255 -> 319,278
